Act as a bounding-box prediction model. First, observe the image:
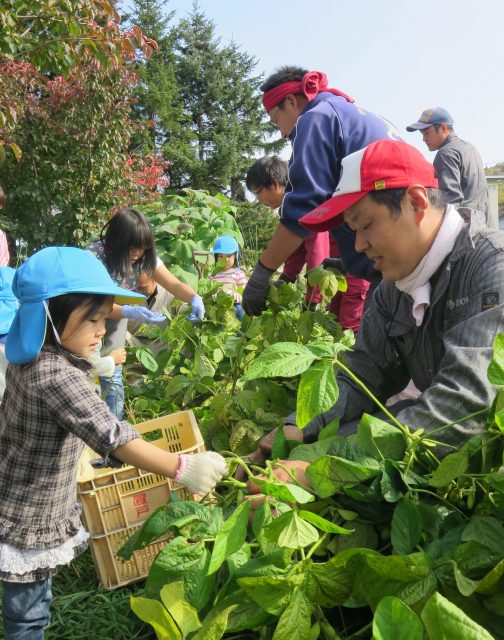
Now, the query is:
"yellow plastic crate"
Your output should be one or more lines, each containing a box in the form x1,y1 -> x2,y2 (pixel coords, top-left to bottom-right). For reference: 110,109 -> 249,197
76,410 -> 205,588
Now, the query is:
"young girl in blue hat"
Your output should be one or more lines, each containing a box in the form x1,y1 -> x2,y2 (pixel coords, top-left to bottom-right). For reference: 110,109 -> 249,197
89,207 -> 206,419
208,236 -> 248,320
0,247 -> 226,640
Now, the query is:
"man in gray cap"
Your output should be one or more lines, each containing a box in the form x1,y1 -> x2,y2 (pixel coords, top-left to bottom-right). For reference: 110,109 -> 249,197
407,107 -> 489,222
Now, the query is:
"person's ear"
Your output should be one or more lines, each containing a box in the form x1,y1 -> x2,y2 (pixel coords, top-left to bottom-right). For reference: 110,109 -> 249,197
440,122 -> 449,135
406,185 -> 429,224
284,94 -> 297,110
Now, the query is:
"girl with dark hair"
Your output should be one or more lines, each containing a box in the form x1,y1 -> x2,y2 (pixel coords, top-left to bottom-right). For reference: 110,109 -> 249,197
0,247 -> 226,640
89,208 -> 205,418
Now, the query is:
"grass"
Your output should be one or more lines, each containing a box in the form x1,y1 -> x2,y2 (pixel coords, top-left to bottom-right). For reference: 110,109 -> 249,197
0,551 -> 155,640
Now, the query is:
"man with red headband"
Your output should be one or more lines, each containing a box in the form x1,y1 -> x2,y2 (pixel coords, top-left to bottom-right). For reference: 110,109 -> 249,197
250,139 -> 504,459
242,66 -> 401,316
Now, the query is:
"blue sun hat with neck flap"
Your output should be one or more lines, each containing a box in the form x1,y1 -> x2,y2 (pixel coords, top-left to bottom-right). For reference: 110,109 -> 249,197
6,246 -> 145,365
0,266 -> 18,336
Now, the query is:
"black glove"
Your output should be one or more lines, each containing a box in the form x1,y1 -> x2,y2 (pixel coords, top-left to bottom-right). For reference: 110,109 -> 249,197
274,273 -> 297,287
242,261 -> 275,316
322,257 -> 346,274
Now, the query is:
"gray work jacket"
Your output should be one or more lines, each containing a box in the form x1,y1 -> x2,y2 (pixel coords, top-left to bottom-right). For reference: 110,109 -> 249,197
434,134 -> 489,222
303,208 -> 504,447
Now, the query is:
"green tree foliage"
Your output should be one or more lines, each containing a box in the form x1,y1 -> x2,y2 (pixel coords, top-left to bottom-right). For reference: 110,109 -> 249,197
169,4 -> 274,198
0,1 -> 164,253
127,0 -> 188,158
128,0 -> 285,199
0,0 -> 156,157
2,64 -> 146,253
234,200 -> 279,267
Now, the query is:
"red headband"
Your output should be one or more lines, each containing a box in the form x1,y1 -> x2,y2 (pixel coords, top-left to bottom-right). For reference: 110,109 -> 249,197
262,71 -> 354,112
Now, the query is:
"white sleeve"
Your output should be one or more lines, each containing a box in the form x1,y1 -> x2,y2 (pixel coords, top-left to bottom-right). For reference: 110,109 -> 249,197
88,343 -> 116,378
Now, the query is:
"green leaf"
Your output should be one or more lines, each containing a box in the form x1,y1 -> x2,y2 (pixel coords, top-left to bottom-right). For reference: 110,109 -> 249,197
429,451 -> 468,488
328,521 -> 379,554
453,564 -> 479,597
214,594 -> 274,632
264,510 -> 319,549
487,333 -> 504,386
118,501 -> 223,559
272,589 -> 312,640
233,550 -> 291,579
475,558 -> 504,594
251,479 -> 314,504
272,423 -> 290,459
191,604 -> 237,640
145,538 -> 215,611
297,510 -> 352,534
137,347 -> 159,372
159,581 -> 202,635
304,558 -> 353,606
344,549 -> 434,610
208,501 -> 250,574
356,414 -> 406,461
193,348 -> 216,378
307,455 -> 381,499
130,596 -> 182,639
288,436 -> 344,463
372,596 -> 423,640
381,460 -> 405,503
307,265 -> 346,298
252,499 -> 275,555
237,574 -> 304,615
306,341 -> 350,359
296,360 -> 339,428
391,499 -> 423,555
421,591 -> 494,640
229,419 -> 263,456
242,342 -> 317,381
168,264 -> 199,290
297,311 -> 315,340
461,516 -> 504,554
318,417 -> 341,440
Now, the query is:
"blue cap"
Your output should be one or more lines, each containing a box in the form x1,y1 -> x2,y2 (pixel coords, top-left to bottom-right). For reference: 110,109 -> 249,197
6,247 -> 145,364
406,107 -> 454,132
212,236 -> 240,267
0,267 -> 18,335
212,236 -> 240,255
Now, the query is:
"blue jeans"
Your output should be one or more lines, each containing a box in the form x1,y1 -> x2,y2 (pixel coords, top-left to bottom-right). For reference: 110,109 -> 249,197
2,578 -> 52,640
99,364 -> 124,420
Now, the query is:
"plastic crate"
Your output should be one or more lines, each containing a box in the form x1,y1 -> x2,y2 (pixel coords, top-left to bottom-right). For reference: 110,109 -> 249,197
76,410 -> 205,588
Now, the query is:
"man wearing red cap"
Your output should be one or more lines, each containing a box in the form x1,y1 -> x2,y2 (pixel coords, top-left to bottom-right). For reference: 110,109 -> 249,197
242,66 -> 401,316
253,139 -> 504,456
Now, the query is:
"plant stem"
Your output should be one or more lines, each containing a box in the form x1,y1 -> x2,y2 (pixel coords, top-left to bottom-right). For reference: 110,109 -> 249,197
335,358 -> 407,434
306,532 -> 329,559
413,488 -> 467,517
420,408 -> 488,438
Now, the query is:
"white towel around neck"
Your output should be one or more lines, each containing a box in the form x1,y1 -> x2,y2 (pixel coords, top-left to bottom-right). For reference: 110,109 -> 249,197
395,204 -> 465,326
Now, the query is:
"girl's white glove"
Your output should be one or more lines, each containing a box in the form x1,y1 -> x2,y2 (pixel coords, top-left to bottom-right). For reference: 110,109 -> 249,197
174,452 -> 228,494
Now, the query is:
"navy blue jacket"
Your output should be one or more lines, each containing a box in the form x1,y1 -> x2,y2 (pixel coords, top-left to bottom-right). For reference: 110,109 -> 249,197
280,92 -> 401,280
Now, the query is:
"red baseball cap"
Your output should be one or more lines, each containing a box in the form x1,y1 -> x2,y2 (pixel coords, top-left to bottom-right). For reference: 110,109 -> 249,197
300,140 -> 438,232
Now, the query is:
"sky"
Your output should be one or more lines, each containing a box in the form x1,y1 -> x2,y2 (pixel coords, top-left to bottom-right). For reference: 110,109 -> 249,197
121,0 -> 503,167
